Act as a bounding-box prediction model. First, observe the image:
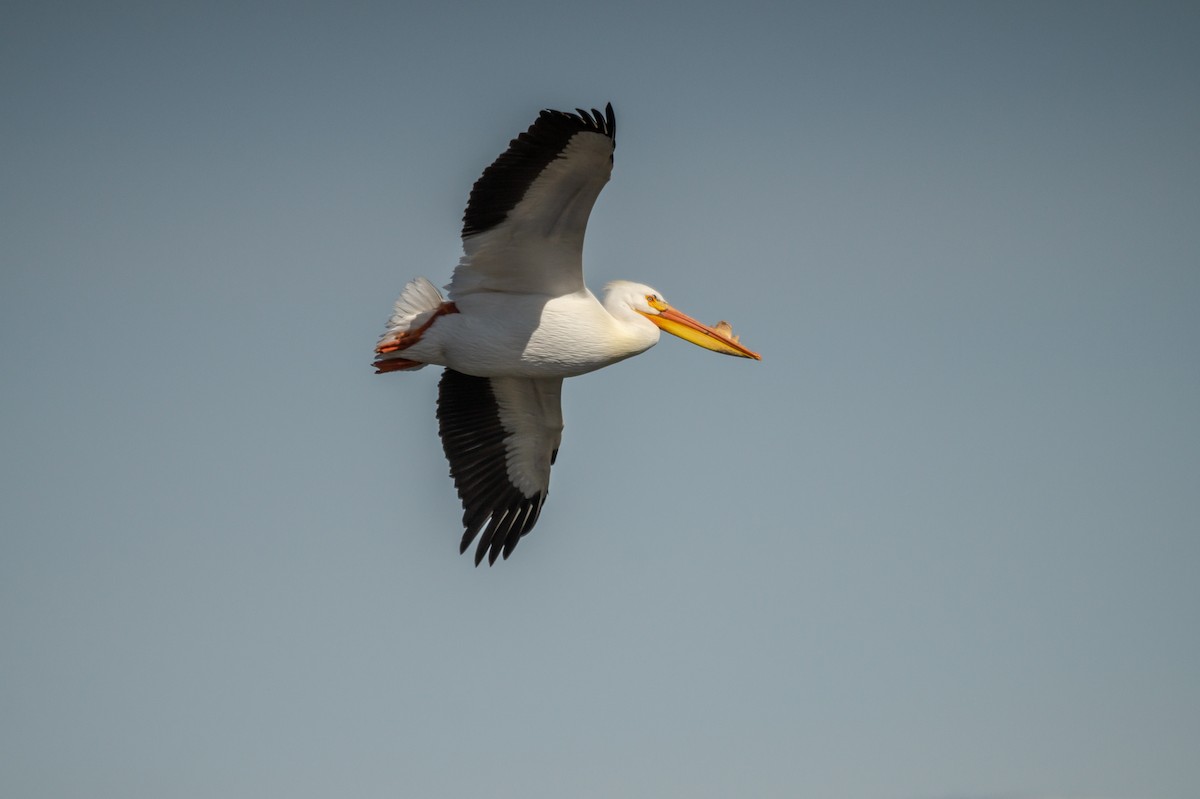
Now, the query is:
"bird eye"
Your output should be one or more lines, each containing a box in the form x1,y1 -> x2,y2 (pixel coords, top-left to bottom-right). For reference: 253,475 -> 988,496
643,293 -> 667,312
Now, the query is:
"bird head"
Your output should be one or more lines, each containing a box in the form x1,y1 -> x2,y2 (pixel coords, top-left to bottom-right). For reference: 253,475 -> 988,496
604,280 -> 762,360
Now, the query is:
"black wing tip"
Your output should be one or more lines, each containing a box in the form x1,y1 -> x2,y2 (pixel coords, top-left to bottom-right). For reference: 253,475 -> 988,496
460,102 -> 616,238
541,102 -> 615,142
460,493 -> 544,566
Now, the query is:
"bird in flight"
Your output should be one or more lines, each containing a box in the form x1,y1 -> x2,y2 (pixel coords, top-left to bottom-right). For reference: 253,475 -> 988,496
374,103 -> 760,565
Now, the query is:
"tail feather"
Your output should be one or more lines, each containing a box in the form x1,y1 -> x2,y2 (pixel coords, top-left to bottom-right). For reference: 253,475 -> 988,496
373,277 -> 452,373
379,277 -> 444,342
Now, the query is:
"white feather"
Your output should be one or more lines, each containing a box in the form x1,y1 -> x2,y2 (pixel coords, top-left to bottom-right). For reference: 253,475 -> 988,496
490,377 -> 564,497
379,277 -> 444,339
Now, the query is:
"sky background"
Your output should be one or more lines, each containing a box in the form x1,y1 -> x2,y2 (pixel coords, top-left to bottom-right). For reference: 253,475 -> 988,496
2,2 -> 1198,797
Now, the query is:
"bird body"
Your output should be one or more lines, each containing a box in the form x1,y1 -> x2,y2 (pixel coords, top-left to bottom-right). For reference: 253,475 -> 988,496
374,104 -> 760,564
383,281 -> 661,379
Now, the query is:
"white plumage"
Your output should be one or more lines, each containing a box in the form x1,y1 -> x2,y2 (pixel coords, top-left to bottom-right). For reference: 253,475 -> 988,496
374,104 -> 760,564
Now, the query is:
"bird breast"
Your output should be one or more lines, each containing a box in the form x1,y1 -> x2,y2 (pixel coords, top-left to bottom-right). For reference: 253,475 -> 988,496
423,290 -> 658,379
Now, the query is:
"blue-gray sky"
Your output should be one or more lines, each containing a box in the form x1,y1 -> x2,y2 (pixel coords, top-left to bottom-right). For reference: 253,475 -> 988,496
2,2 -> 1198,797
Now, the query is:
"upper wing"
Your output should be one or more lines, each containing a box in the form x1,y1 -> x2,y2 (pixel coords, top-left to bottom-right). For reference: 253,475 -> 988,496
436,369 -> 565,565
447,104 -> 616,299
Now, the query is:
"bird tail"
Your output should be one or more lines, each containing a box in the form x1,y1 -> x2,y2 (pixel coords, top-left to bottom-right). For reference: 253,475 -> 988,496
373,277 -> 452,373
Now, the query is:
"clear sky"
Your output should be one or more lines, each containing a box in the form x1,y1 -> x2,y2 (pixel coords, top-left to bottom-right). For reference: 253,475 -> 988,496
2,2 -> 1198,797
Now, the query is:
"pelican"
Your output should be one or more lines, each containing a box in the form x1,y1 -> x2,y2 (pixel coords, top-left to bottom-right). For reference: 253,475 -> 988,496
374,103 -> 760,565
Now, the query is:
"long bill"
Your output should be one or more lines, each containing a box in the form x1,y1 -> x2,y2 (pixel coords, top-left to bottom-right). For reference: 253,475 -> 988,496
641,305 -> 762,360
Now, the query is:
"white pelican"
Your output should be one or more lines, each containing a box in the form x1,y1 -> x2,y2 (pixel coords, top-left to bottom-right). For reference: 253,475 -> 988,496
374,103 -> 760,565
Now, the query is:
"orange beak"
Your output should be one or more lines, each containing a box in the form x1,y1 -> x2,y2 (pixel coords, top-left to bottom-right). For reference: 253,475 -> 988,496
640,304 -> 762,360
